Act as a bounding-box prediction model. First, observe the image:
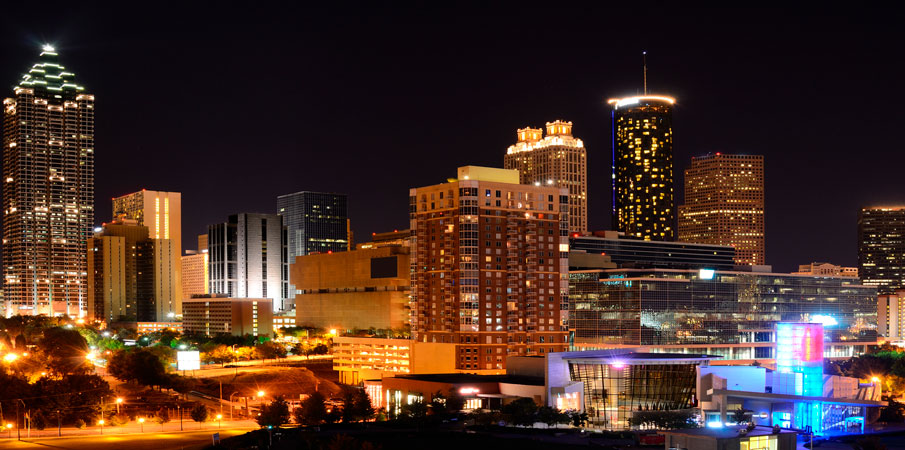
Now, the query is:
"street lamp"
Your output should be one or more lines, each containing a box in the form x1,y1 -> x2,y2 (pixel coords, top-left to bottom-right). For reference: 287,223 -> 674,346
138,417 -> 144,433
216,414 -> 222,429
115,397 -> 123,415
98,419 -> 105,435
871,376 -> 881,383
229,392 -> 240,420
5,423 -> 12,438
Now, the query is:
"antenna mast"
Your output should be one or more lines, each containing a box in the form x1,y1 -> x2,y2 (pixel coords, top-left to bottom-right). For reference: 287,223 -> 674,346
643,51 -> 648,95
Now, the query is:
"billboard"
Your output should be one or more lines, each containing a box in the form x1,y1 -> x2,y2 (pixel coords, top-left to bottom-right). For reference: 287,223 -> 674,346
177,350 -> 201,371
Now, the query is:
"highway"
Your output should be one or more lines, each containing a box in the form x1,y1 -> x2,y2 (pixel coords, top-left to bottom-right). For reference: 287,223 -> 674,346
0,426 -> 256,449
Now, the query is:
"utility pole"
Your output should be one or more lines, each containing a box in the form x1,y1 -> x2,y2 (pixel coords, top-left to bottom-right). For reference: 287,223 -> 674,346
219,380 -> 223,416
15,400 -> 20,440
57,410 -> 61,437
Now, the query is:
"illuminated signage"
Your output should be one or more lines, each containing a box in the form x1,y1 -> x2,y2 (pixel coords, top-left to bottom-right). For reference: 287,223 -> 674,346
699,269 -> 715,280
177,350 -> 200,371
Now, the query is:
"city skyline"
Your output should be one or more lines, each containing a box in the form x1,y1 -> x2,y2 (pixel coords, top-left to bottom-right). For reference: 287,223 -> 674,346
0,5 -> 903,272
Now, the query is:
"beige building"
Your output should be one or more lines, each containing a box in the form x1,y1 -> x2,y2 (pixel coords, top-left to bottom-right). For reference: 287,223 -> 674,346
113,190 -> 183,319
410,166 -> 570,372
333,336 -> 456,384
505,120 -> 587,233
879,289 -> 905,339
273,310 -> 297,329
292,245 -> 410,330
793,262 -> 858,278
182,295 -> 273,337
678,153 -> 765,266
182,236 -> 210,299
356,229 -> 410,250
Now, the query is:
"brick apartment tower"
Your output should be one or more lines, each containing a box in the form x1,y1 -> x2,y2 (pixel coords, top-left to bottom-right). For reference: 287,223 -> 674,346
409,166 -> 569,371
677,153 -> 765,266
504,120 -> 588,233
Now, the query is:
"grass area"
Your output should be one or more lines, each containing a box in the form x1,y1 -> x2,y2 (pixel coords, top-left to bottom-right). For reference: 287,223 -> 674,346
189,364 -> 343,400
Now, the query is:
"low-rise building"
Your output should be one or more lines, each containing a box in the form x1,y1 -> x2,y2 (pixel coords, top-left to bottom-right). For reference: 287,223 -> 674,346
182,295 -> 273,337
333,336 -> 456,384
793,262 -> 858,278
293,245 -> 410,330
376,373 -> 545,416
273,310 -> 297,330
136,322 -> 183,334
661,427 -> 798,450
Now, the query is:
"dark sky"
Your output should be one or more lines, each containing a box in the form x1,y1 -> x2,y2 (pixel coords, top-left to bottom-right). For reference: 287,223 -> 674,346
1,3 -> 903,272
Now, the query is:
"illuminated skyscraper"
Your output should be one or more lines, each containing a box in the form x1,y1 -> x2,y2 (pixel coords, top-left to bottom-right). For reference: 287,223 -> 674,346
609,95 -> 676,241
505,120 -> 587,233
678,153 -> 765,265
858,206 -> 905,294
277,191 -> 349,260
112,190 -> 182,319
410,166 -> 569,371
2,45 -> 95,317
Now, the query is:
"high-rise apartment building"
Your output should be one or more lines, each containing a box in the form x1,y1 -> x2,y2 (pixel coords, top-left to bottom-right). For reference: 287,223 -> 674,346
410,166 -> 569,371
858,206 -> 905,294
277,191 -> 349,260
112,190 -> 182,318
677,153 -> 765,265
505,120 -> 588,233
2,46 -> 95,317
609,95 -> 676,241
879,289 -> 905,339
87,217 -> 181,322
208,213 -> 288,311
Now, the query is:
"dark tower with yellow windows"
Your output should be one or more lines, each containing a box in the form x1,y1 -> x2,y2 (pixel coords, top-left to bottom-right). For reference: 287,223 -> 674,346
609,95 -> 675,241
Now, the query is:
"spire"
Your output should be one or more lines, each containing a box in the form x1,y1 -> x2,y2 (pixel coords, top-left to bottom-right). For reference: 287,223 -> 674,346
642,51 -> 648,95
17,44 -> 85,94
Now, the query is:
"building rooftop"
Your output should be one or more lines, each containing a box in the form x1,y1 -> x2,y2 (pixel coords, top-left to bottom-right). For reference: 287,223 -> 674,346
18,45 -> 85,93
661,426 -> 797,439
391,373 -> 545,386
556,349 -> 720,365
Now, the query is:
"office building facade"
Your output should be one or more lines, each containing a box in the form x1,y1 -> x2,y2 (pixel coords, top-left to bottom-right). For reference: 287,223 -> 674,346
878,289 -> 905,339
793,262 -> 858,278
570,231 -> 736,270
569,268 -> 878,361
609,95 -> 676,241
2,46 -> 94,317
858,206 -> 905,294
111,190 -> 182,318
87,218 -> 148,321
410,166 -> 570,371
505,120 -> 588,233
182,295 -> 273,337
181,251 -> 208,299
678,153 -> 765,266
208,213 -> 288,311
277,191 -> 349,260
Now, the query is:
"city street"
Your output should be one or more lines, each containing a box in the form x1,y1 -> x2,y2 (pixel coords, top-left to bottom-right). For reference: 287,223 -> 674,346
0,425 -> 257,450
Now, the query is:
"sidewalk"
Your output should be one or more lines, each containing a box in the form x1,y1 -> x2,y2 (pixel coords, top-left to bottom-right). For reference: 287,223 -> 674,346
0,419 -> 258,439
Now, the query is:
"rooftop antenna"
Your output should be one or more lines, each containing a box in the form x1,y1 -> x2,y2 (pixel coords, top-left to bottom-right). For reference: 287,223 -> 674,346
642,51 -> 648,95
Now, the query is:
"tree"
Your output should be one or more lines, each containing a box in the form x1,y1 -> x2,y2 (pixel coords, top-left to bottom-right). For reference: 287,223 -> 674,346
734,406 -> 752,425
295,392 -> 328,426
154,408 -> 171,427
628,410 -> 698,429
31,411 -> 46,430
399,399 -> 429,422
107,348 -> 169,388
351,389 -> 375,422
254,342 -> 287,361
190,404 -> 209,426
313,343 -> 330,355
879,399 -> 905,423
257,396 -> 290,427
536,406 -> 570,427
568,410 -> 589,427
202,346 -> 235,366
37,327 -> 91,375
502,397 -> 538,427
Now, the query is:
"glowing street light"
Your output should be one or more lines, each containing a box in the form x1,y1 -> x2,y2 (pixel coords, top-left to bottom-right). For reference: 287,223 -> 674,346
216,414 -> 222,429
98,419 -> 105,434
138,417 -> 145,432
115,397 -> 123,414
329,329 -> 337,336
3,353 -> 18,363
5,423 -> 12,438
871,376 -> 881,383
257,390 -> 265,398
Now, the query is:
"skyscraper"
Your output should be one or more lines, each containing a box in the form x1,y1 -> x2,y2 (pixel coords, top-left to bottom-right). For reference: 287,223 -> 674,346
208,213 -> 288,311
87,218 -> 152,321
505,120 -> 587,233
2,45 -> 95,317
410,166 -> 569,371
277,191 -> 349,261
609,95 -> 676,241
677,153 -> 765,265
858,206 -> 905,294
112,190 -> 182,318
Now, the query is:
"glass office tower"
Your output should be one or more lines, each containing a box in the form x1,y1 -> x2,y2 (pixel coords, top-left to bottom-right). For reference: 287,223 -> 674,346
277,191 -> 349,261
858,206 -> 905,294
609,96 -> 676,241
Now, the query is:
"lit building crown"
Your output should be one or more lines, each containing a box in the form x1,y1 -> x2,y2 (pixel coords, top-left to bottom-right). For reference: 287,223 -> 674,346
18,45 -> 85,93
607,95 -> 676,109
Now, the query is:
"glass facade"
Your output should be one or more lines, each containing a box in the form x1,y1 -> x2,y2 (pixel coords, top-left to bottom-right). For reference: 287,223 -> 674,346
858,206 -> 905,294
610,96 -> 675,241
567,354 -> 703,430
277,191 -> 349,260
570,235 -> 735,270
569,269 -> 878,358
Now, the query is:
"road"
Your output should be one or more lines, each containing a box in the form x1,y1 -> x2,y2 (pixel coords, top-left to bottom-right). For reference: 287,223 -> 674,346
0,426 -> 256,450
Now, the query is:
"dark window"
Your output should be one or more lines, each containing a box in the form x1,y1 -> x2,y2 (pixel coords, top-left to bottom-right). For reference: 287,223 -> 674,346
370,256 -> 398,278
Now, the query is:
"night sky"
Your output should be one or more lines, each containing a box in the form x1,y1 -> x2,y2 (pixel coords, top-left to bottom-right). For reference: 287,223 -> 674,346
0,3 -> 902,272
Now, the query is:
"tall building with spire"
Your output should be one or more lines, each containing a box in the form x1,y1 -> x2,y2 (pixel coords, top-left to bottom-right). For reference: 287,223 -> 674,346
678,153 -> 765,266
2,45 -> 95,317
609,95 -> 676,241
504,120 -> 587,233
